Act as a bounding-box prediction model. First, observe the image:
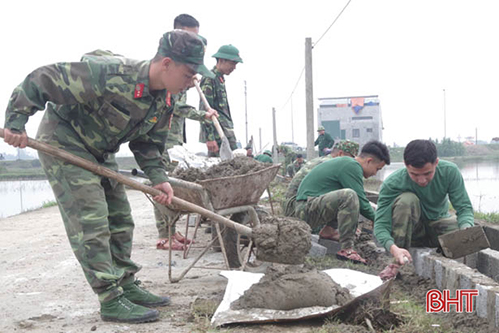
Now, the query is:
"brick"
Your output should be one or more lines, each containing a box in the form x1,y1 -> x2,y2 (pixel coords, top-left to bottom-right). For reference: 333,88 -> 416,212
464,252 -> 478,269
478,250 -> 491,277
308,242 -> 327,258
434,260 -> 443,289
409,248 -> 432,276
484,226 -> 499,251
318,238 -> 341,255
476,284 -> 492,319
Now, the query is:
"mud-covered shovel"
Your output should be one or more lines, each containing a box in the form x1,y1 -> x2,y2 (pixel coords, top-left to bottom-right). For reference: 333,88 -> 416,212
193,78 -> 233,161
0,128 -> 309,265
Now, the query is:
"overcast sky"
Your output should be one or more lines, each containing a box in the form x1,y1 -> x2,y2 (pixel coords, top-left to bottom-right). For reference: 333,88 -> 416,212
1,0 -> 498,157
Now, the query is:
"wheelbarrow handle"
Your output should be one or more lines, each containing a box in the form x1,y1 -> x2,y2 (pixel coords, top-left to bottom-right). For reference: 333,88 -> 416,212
0,128 -> 253,238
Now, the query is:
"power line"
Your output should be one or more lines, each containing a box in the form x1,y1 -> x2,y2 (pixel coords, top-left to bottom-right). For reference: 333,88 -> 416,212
313,0 -> 353,48
280,66 -> 305,110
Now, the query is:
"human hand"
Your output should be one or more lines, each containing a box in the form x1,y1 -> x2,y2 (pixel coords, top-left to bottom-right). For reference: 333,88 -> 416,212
390,245 -> 412,265
204,108 -> 219,120
152,182 -> 174,205
3,128 -> 28,148
206,141 -> 219,153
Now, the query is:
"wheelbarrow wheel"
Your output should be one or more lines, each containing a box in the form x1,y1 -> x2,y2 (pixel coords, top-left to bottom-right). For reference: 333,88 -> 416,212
223,206 -> 270,269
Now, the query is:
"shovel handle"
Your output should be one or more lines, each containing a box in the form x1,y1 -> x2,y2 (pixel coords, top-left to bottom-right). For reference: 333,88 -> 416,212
193,78 -> 226,140
0,128 -> 252,237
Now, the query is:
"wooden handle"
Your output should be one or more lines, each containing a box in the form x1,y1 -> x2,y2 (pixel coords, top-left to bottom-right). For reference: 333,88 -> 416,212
0,128 -> 252,237
193,78 -> 226,140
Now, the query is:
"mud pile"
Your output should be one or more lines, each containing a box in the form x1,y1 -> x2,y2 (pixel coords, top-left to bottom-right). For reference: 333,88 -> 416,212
253,216 -> 311,265
231,265 -> 353,310
173,156 -> 270,182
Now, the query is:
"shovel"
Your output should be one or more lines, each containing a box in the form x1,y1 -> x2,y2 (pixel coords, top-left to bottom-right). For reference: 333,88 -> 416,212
193,78 -> 233,161
0,128 -> 309,264
438,225 -> 490,259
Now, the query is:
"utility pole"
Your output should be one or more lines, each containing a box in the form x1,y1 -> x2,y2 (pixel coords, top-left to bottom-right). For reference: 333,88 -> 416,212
476,128 -> 478,145
259,127 -> 262,152
443,89 -> 447,139
305,37 -> 315,159
291,96 -> 295,144
272,107 -> 278,164
244,80 -> 248,146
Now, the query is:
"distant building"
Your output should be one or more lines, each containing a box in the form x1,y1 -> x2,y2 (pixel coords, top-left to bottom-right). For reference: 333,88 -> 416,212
317,95 -> 383,147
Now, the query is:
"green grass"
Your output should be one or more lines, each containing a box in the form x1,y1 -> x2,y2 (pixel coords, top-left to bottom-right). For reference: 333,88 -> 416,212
42,200 -> 57,208
474,211 -> 499,224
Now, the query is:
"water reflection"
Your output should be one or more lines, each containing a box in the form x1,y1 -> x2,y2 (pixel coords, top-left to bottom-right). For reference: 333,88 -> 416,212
0,180 -> 55,219
378,160 -> 499,213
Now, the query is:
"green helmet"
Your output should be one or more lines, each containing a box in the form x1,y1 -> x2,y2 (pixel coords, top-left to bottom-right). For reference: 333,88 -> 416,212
264,150 -> 272,156
212,44 -> 243,63
317,126 -> 325,132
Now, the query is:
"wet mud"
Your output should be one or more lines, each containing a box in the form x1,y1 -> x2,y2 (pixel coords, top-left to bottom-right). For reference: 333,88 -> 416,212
231,265 -> 353,311
173,156 -> 269,182
253,216 -> 311,265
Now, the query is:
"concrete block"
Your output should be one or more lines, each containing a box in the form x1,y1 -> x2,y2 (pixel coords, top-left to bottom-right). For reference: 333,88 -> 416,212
409,248 -> 432,276
484,225 -> 499,251
442,261 -> 460,292
311,234 -> 319,244
434,260 -> 444,289
318,238 -> 341,255
484,249 -> 499,282
478,250 -> 491,277
188,214 -> 198,227
423,254 -> 435,280
476,284 -> 492,319
308,242 -> 327,258
464,252 -> 478,269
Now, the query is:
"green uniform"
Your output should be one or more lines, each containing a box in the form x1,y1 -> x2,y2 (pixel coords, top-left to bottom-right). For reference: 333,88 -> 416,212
294,157 -> 374,249
4,50 -> 175,303
374,160 -> 474,252
314,132 -> 334,156
286,159 -> 305,178
283,156 -> 331,216
199,67 -> 237,156
255,154 -> 273,163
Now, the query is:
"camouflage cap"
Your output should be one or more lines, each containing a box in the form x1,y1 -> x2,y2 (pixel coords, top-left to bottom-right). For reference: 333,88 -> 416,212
158,30 -> 214,79
317,126 -> 325,131
334,140 -> 359,156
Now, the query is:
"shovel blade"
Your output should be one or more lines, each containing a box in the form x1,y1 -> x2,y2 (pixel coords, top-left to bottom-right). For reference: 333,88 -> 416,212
438,226 -> 490,259
219,137 -> 234,161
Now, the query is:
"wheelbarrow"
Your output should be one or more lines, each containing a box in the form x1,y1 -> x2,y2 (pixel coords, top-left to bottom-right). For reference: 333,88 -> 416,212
127,164 -> 281,282
167,164 -> 280,279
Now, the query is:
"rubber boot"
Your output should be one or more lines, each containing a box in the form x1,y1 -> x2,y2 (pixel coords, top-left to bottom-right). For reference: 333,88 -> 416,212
122,280 -> 171,307
100,295 -> 159,323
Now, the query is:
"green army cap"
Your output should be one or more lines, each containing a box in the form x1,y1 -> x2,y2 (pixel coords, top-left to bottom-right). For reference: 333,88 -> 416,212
334,140 -> 359,156
317,126 -> 325,131
158,30 -> 214,79
264,150 -> 272,156
213,44 -> 243,63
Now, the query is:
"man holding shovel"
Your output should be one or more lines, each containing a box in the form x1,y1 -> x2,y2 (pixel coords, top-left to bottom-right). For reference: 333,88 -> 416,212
199,44 -> 243,157
154,14 -> 218,251
375,140 -> 474,280
294,141 -> 390,264
3,30 -> 213,323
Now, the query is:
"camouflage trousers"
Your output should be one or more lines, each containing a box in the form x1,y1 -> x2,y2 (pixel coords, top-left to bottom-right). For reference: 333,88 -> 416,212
286,163 -> 296,178
283,195 -> 297,217
294,189 -> 359,249
392,192 -> 459,249
154,202 -> 181,238
37,111 -> 140,303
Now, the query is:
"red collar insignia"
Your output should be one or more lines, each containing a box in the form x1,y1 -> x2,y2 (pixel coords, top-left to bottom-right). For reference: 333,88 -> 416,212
134,83 -> 145,99
166,92 -> 171,107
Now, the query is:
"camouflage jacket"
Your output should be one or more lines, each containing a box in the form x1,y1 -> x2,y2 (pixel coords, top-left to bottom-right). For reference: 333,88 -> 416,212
198,67 -> 237,149
166,91 -> 207,147
4,50 -> 176,185
285,156 -> 332,199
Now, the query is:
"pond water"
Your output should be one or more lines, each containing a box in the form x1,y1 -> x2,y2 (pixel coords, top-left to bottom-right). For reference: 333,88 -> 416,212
2,159 -> 499,218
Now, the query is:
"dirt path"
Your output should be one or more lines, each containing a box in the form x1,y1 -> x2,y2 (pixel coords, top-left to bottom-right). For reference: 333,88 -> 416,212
0,190 -> 322,333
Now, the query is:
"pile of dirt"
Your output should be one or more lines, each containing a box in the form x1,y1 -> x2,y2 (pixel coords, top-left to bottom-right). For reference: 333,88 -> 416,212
231,265 -> 353,311
253,215 -> 311,265
173,156 -> 270,182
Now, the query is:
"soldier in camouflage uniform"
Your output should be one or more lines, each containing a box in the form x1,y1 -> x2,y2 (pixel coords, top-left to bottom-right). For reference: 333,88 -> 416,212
294,141 -> 390,264
314,126 -> 335,156
286,154 -> 305,178
283,140 -> 359,217
375,140 -> 474,280
154,14 -> 218,251
3,30 -> 213,324
199,44 -> 243,157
